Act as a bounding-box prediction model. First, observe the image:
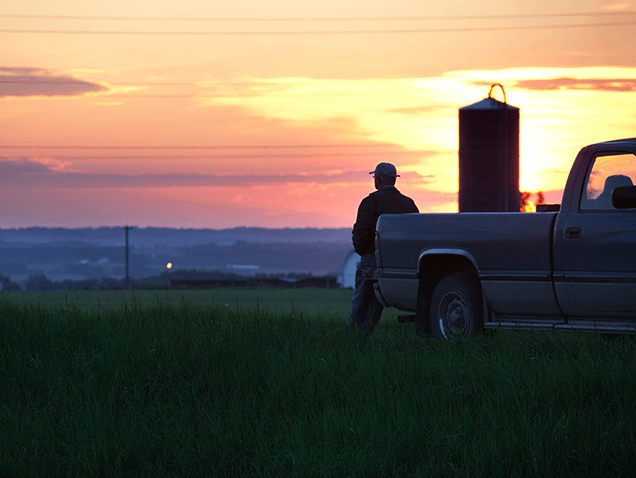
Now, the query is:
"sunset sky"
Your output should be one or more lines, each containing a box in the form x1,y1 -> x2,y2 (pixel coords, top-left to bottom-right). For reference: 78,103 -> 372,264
2,0 -> 636,229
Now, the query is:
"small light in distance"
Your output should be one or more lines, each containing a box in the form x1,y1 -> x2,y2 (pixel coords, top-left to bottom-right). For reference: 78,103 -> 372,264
166,262 -> 173,269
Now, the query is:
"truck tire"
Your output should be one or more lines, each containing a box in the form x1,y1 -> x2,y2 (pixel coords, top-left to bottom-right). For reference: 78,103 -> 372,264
429,271 -> 483,340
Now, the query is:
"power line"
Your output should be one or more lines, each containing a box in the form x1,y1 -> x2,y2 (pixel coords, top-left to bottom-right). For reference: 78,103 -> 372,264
0,79 -> 192,85
0,93 -> 274,99
0,80 -> 264,88
0,144 -> 404,150
0,151 -> 423,160
1,12 -> 635,21
0,21 -> 635,35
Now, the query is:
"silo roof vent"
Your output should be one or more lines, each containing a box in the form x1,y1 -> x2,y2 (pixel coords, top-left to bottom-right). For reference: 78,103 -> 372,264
460,83 -> 519,111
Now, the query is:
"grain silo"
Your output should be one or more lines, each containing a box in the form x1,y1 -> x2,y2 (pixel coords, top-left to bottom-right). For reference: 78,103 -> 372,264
458,84 -> 520,212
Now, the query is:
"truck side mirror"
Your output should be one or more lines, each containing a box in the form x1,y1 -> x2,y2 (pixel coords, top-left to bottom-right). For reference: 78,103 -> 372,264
612,185 -> 636,209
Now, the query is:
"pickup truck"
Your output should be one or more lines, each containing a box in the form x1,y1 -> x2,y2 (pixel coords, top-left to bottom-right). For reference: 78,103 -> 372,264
373,137 -> 636,338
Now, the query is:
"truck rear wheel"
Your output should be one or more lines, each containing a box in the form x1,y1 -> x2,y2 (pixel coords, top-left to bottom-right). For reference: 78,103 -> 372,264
430,271 -> 483,340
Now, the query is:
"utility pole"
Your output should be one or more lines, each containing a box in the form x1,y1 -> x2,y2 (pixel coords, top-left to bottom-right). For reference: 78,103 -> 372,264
124,225 -> 133,288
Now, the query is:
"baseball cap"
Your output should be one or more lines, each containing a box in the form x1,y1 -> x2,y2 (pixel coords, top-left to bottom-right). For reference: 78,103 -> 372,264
369,162 -> 399,178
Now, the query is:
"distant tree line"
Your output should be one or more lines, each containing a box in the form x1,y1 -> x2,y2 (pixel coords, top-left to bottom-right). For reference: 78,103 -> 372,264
0,275 -> 22,291
0,240 -> 351,281
1,269 -> 337,292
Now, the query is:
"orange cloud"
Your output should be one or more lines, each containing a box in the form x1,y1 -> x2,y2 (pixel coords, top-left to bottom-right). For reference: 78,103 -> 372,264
512,77 -> 636,92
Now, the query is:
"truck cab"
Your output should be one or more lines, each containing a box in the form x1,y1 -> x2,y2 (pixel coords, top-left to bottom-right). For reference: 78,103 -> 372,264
554,140 -> 636,322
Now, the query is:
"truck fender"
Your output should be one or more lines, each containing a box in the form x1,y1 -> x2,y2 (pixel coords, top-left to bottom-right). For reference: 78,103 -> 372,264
414,249 -> 481,336
417,248 -> 479,274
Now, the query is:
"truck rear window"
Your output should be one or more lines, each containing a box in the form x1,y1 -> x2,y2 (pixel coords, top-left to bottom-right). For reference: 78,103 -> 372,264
580,153 -> 636,210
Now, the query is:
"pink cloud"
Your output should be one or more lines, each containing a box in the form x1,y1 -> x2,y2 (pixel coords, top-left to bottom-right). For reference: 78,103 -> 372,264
0,158 -> 431,190
0,183 -> 453,229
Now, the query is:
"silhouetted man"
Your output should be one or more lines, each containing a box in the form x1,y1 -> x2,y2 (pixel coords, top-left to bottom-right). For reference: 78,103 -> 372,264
347,162 -> 418,336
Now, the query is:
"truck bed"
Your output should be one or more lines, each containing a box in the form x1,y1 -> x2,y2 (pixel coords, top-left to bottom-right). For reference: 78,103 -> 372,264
376,212 -> 561,318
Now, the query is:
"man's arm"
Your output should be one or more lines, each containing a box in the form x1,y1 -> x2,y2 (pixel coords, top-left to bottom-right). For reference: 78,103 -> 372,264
352,195 -> 375,256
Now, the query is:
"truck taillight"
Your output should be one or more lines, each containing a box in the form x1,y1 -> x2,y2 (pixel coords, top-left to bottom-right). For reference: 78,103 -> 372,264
375,233 -> 381,268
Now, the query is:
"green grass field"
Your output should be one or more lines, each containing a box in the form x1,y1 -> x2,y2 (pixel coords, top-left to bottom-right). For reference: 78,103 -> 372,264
3,288 -> 357,318
1,289 -> 636,477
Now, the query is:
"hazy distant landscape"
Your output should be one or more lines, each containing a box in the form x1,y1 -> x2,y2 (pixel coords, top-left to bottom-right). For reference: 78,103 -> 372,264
0,227 -> 353,288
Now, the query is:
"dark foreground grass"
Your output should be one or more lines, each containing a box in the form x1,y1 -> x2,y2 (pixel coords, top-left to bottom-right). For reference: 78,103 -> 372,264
1,295 -> 636,477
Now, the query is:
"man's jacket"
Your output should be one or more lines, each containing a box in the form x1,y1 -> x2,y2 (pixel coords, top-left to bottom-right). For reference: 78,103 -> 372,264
352,186 -> 419,256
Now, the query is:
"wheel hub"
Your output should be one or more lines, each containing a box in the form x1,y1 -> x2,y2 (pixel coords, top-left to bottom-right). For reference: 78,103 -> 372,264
441,294 -> 467,336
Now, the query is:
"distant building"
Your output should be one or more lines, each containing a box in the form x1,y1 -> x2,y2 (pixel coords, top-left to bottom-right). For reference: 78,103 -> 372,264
336,250 -> 360,289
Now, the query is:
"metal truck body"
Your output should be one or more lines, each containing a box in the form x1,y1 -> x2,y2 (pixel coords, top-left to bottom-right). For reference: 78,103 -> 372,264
374,138 -> 636,337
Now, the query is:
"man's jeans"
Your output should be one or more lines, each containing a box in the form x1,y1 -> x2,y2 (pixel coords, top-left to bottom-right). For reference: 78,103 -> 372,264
347,254 -> 383,336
